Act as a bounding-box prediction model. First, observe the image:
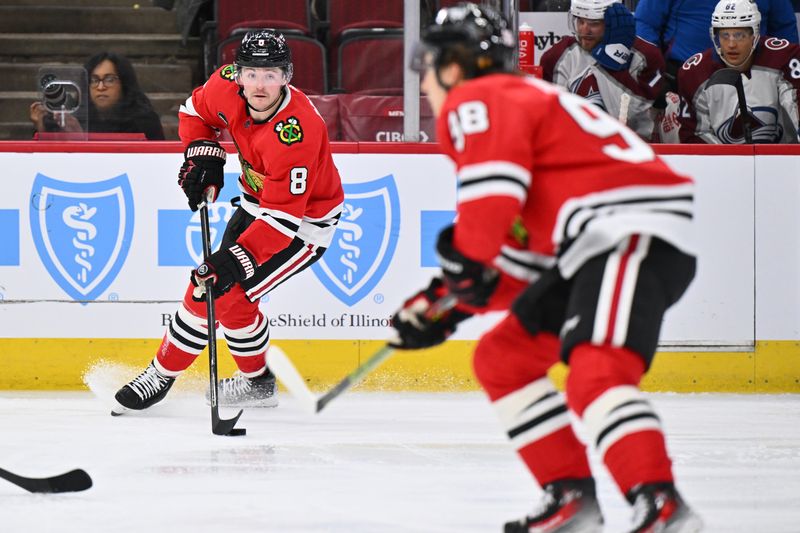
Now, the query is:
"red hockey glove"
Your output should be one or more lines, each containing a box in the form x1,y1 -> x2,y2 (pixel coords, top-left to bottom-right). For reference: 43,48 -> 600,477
191,244 -> 256,299
178,139 -> 226,212
436,224 -> 499,307
389,277 -> 472,350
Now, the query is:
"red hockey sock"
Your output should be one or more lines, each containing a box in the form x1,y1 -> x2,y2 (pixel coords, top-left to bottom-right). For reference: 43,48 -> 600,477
567,344 -> 674,495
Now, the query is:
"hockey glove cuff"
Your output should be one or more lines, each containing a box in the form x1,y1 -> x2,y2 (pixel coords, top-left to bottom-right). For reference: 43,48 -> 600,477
178,139 -> 226,212
436,224 -> 499,308
389,277 -> 472,350
191,243 -> 256,299
591,3 -> 635,72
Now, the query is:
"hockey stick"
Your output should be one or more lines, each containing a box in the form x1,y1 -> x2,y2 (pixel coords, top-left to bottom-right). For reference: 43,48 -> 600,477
268,294 -> 457,414
0,467 -> 92,493
618,92 -> 631,126
707,67 -> 753,144
199,195 -> 246,437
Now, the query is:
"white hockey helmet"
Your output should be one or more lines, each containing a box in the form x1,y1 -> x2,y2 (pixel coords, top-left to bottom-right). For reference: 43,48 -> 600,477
709,0 -> 761,67
569,0 -> 621,39
570,0 -> 620,20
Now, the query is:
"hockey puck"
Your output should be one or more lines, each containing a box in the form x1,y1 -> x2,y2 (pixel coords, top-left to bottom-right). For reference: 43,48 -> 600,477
227,428 -> 247,437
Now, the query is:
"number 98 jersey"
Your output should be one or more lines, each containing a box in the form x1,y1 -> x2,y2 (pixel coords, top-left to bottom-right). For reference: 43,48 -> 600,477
437,73 -> 695,279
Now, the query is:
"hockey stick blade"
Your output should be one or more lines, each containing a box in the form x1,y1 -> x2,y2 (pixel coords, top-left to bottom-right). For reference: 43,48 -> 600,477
267,345 -> 319,413
0,467 -> 92,493
212,407 -> 246,436
706,67 -> 741,88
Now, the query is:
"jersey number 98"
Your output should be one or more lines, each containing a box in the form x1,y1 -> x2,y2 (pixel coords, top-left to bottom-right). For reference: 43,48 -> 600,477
559,92 -> 655,164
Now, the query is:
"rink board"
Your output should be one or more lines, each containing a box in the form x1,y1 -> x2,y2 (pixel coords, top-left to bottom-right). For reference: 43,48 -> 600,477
0,143 -> 799,392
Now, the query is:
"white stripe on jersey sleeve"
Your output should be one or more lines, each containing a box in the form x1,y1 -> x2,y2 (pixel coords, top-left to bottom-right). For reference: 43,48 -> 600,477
178,95 -> 200,118
459,160 -> 532,186
458,179 -> 528,204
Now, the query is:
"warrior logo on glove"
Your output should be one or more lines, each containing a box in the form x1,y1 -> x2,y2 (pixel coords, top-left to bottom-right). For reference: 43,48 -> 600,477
178,139 -> 227,211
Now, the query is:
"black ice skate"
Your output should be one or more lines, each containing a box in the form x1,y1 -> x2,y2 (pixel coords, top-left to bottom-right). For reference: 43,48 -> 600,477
111,362 -> 175,415
627,482 -> 704,533
504,478 -> 603,533
208,369 -> 278,408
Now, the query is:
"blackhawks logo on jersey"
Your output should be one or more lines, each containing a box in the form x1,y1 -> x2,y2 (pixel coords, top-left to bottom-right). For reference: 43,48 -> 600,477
275,116 -> 303,146
219,64 -> 236,81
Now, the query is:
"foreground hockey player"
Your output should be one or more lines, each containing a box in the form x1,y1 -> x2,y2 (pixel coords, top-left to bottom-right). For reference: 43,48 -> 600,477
677,0 -> 800,143
540,0 -> 666,141
393,3 -> 703,532
112,29 -> 343,413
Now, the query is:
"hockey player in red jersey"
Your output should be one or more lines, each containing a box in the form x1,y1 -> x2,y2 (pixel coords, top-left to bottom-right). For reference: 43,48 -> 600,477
113,29 -> 343,413
393,3 -> 703,532
677,0 -> 800,144
539,0 -> 667,141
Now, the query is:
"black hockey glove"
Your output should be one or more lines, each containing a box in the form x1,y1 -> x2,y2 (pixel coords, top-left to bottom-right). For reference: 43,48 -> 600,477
591,2 -> 635,71
178,139 -> 226,212
191,243 -> 256,299
388,277 -> 472,350
435,224 -> 499,308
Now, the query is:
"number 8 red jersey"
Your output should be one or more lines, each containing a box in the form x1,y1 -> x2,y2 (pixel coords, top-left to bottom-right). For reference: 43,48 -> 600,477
438,73 -> 695,279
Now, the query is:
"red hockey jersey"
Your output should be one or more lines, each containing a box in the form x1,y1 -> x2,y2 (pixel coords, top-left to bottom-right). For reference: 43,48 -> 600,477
179,66 -> 344,264
437,74 -> 694,280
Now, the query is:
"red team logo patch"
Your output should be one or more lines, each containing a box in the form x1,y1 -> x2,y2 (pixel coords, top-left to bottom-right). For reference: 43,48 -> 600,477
219,64 -> 236,81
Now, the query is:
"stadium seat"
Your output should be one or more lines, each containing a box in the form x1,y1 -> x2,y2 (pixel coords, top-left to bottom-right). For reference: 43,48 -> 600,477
308,94 -> 342,141
336,29 -> 404,93
216,0 -> 312,39
327,0 -> 403,41
218,33 -> 328,95
339,93 -> 436,142
326,0 -> 405,92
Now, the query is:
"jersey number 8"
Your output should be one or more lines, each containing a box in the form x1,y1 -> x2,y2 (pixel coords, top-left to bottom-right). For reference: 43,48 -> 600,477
290,167 -> 308,195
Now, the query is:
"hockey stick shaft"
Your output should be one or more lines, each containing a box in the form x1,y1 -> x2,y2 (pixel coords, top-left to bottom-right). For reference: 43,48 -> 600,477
733,78 -> 753,144
199,197 -> 244,436
269,294 -> 457,413
0,467 -> 92,493
316,294 -> 457,412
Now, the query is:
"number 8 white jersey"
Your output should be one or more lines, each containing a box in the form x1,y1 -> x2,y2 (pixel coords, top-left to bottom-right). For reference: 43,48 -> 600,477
437,73 -> 695,280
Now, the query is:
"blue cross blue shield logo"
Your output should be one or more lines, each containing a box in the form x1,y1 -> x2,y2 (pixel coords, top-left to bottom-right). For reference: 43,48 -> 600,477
312,175 -> 400,306
30,173 -> 134,302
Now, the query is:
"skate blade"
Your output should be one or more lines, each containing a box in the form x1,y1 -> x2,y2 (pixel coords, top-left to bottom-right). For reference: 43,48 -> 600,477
110,401 -> 130,416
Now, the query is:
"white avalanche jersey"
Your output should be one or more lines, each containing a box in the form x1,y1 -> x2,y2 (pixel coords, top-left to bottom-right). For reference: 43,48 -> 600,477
677,37 -> 800,144
540,36 -> 666,141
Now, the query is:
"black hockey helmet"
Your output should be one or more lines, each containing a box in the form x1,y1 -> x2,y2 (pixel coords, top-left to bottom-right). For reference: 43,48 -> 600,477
413,2 -> 516,79
235,29 -> 294,80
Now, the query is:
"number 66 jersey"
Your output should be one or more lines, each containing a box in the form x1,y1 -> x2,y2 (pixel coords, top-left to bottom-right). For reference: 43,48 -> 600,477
438,73 -> 695,280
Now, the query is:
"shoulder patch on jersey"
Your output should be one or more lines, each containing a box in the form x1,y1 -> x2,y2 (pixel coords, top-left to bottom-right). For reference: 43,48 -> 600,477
219,64 -> 237,81
275,116 -> 303,146
764,37 -> 790,51
682,53 -> 703,70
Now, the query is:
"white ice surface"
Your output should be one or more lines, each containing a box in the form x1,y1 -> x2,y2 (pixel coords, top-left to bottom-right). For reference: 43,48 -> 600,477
0,372 -> 798,533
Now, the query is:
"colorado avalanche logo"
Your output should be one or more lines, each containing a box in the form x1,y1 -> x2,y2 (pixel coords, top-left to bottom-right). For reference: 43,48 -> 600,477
312,175 -> 400,306
30,174 -> 134,303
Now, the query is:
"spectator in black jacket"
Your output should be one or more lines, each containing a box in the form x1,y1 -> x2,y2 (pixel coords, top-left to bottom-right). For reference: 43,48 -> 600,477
30,51 -> 165,140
